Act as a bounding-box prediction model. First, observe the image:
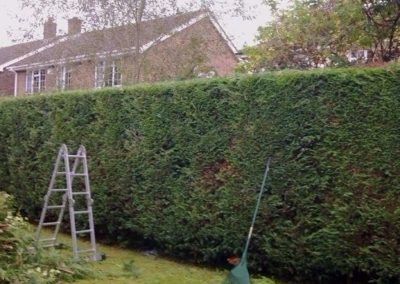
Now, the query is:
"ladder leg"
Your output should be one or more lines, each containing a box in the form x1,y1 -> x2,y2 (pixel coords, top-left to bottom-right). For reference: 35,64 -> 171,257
36,146 -> 65,244
52,193 -> 68,243
36,193 -> 50,242
69,198 -> 79,260
82,147 -> 98,260
64,149 -> 79,260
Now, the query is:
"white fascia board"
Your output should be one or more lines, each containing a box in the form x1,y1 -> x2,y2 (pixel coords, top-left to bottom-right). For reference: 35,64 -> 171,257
140,12 -> 208,53
207,12 -> 239,57
0,35 -> 76,72
9,47 -> 140,71
97,47 -> 137,58
9,54 -> 89,71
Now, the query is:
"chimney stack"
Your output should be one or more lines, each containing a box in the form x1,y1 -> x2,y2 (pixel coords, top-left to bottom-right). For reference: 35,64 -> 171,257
68,17 -> 82,35
43,18 -> 57,39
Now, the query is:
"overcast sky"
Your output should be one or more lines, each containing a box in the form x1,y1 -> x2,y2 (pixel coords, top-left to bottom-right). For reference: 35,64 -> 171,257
0,0 -> 279,49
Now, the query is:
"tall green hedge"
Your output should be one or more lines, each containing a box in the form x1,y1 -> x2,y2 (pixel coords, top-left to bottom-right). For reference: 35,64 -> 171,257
0,68 -> 399,283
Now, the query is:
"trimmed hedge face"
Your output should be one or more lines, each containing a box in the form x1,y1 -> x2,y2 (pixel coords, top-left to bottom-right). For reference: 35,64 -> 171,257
0,68 -> 399,283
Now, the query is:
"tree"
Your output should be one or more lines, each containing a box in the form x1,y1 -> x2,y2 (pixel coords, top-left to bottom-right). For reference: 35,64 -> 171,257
361,0 -> 400,61
238,0 -> 361,71
239,0 -> 400,72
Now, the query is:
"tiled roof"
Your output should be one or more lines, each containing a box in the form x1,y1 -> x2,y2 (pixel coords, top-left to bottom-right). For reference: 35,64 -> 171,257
0,38 -> 60,66
8,10 -> 207,69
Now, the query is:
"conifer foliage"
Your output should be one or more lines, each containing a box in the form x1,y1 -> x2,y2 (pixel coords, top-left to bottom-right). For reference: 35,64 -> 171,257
0,68 -> 399,282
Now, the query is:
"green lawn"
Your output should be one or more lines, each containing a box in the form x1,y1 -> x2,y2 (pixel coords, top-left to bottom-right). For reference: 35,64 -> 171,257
42,230 -> 279,284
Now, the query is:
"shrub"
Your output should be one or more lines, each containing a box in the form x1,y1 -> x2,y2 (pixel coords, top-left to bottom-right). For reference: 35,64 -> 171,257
0,192 -> 94,283
0,67 -> 399,283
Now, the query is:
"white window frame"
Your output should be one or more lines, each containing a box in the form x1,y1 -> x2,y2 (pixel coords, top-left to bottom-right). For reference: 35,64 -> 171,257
26,71 -> 32,94
95,60 -> 121,88
58,65 -> 72,91
26,69 -> 46,94
95,61 -> 105,88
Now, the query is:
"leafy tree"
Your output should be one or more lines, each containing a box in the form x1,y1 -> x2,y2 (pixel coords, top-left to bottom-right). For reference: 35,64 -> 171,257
361,0 -> 400,61
239,0 -> 400,72
238,0 -> 361,71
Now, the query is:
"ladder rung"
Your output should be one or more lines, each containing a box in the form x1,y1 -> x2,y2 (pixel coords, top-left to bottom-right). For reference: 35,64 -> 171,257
77,248 -> 95,254
70,173 -> 88,177
47,205 -> 65,209
68,155 -> 85,158
74,210 -> 90,215
42,222 -> 60,226
51,189 -> 68,192
56,172 -> 87,177
72,192 -> 89,195
39,237 -> 56,242
76,229 -> 92,234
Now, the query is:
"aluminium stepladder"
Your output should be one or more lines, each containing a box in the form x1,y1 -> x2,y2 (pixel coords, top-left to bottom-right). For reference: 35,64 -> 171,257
36,144 -> 101,261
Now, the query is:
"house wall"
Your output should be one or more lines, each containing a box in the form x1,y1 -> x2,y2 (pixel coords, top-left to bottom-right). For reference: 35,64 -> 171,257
15,61 -> 96,95
200,18 -> 238,76
46,66 -> 58,93
30,63 -> 95,93
0,71 -> 15,96
16,69 -> 57,96
69,60 -> 95,90
139,17 -> 237,82
16,71 -> 26,96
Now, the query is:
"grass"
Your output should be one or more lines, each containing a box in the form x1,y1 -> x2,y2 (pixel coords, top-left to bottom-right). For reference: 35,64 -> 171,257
40,229 -> 279,284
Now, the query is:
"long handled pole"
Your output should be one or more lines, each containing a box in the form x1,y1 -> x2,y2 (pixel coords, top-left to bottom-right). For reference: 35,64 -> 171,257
241,157 -> 272,260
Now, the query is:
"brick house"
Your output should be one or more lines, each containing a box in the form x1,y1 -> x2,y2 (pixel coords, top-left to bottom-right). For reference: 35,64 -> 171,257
0,36 -> 63,96
0,10 -> 239,97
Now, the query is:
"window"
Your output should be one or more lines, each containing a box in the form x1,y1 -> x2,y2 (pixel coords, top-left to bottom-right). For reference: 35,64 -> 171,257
357,50 -> 366,59
95,61 -> 105,88
26,69 -> 46,94
58,66 -> 72,91
95,60 -> 121,88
